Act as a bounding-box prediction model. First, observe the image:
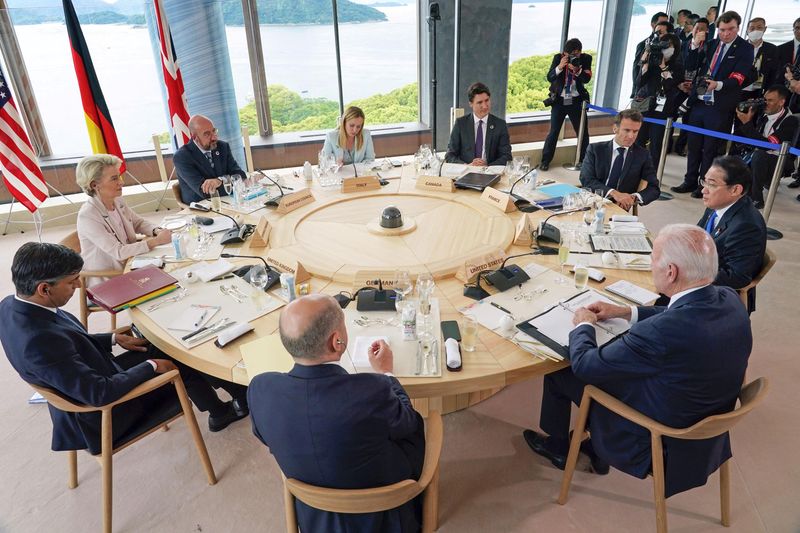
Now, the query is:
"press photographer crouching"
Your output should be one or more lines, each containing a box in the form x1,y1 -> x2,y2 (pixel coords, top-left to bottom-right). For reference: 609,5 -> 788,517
632,32 -> 685,164
734,84 -> 799,209
539,38 -> 592,171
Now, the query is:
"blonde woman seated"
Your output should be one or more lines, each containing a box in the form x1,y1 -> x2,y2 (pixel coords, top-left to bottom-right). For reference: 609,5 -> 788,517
76,154 -> 172,286
322,106 -> 375,165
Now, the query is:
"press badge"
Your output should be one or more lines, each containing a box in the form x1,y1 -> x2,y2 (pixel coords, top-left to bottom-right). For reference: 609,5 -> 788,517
563,95 -> 573,105
655,95 -> 666,112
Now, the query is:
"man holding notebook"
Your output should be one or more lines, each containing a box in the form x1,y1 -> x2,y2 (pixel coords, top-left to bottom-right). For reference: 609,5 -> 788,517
523,224 -> 751,498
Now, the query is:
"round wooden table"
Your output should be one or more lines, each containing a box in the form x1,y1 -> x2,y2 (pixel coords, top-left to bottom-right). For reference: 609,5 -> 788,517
132,168 -> 655,416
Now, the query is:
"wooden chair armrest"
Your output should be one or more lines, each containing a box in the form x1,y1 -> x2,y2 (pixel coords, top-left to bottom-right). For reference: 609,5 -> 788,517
112,326 -> 133,335
103,369 -> 180,410
285,478 -> 420,514
585,385 -> 675,436
81,269 -> 124,279
417,410 -> 443,489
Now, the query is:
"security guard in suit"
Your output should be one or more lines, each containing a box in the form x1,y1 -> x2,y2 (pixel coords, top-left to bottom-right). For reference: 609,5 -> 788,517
539,38 -> 593,171
740,18 -> 779,101
672,11 -> 754,198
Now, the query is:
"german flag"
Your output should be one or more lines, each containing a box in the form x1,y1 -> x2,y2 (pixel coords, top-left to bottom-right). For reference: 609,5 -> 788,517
62,0 -> 126,173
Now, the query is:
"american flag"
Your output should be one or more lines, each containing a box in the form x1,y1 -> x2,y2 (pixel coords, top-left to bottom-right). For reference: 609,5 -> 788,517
153,0 -> 191,149
0,67 -> 48,213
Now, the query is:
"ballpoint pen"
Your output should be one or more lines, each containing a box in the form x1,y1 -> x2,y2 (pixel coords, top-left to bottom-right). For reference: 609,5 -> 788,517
193,309 -> 209,329
490,301 -> 513,315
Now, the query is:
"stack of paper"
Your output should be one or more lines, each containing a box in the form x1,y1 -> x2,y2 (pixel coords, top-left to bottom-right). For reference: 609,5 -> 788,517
609,221 -> 648,234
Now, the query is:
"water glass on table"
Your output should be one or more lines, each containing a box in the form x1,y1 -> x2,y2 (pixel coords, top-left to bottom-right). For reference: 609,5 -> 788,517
461,315 -> 479,352
416,272 -> 435,316
556,230 -> 572,284
209,189 -> 221,211
574,263 -> 589,290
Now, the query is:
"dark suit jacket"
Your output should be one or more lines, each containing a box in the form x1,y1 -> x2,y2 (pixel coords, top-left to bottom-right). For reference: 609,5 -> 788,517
634,56 -> 686,116
248,363 -> 425,533
775,40 -> 797,85
547,52 -> 593,103
579,141 -> 660,205
749,41 -> 779,95
0,296 -> 157,452
692,36 -> 754,113
173,140 -> 246,204
737,107 -> 799,146
568,285 -> 751,497
698,196 -> 767,312
445,113 -> 512,166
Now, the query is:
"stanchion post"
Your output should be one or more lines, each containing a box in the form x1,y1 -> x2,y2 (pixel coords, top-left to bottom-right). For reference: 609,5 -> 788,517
656,118 -> 674,201
763,141 -> 790,241
563,101 -> 588,171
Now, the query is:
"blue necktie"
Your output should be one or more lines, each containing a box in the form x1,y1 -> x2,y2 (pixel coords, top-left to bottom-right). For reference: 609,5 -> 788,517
606,147 -> 626,190
474,119 -> 484,160
204,151 -> 214,169
705,211 -> 717,234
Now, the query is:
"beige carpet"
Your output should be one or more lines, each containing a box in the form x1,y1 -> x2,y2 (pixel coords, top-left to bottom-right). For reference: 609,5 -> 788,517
1,154 -> 798,532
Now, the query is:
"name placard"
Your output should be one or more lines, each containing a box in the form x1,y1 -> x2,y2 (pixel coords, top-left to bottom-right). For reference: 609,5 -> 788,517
415,175 -> 455,193
514,213 -> 536,246
480,186 -> 515,213
352,270 -> 401,293
249,216 -> 271,248
265,253 -> 311,283
454,250 -> 507,283
341,175 -> 381,193
276,189 -> 315,214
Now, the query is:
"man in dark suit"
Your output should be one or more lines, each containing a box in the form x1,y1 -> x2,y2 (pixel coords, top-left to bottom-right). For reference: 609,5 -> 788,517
0,243 -> 248,454
579,110 -> 660,211
524,223 -> 751,498
774,17 -> 800,96
173,114 -> 247,204
697,156 -> 767,313
740,18 -> 779,101
540,38 -> 593,171
631,12 -> 669,98
445,81 -> 512,167
248,294 -> 425,533
672,11 -> 754,198
674,17 -> 711,156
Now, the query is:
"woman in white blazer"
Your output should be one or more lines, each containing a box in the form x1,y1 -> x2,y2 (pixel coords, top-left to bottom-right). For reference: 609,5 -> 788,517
75,154 -> 172,286
322,106 -> 375,165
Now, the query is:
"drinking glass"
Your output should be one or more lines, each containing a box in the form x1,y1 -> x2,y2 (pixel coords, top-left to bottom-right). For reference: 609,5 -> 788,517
222,175 -> 233,196
519,156 -> 531,176
393,271 -> 413,301
556,230 -> 572,284
209,188 -> 221,211
249,265 -> 269,309
574,264 -> 589,290
461,315 -> 479,352
416,272 -> 435,316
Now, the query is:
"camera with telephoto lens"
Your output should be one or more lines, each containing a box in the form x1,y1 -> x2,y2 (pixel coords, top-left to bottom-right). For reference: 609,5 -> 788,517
785,63 -> 800,81
569,53 -> 582,68
737,98 -> 765,114
647,39 -> 670,63
543,94 -> 555,107
695,77 -> 711,95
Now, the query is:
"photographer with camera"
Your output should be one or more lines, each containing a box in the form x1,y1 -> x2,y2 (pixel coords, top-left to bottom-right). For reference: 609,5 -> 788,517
735,85 -> 799,207
741,18 -> 778,101
672,17 -> 710,156
539,39 -> 592,171
632,14 -> 671,98
633,33 -> 685,164
671,11 -> 754,198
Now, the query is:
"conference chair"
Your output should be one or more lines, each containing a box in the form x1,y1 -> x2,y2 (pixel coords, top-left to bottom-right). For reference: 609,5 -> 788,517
632,178 -> 648,216
558,378 -> 770,533
59,231 -> 122,330
282,410 -> 444,533
172,182 -> 189,209
738,247 -> 776,309
30,356 -> 217,533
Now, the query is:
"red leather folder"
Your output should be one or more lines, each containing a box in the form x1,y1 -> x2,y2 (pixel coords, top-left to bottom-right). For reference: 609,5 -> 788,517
87,267 -> 178,312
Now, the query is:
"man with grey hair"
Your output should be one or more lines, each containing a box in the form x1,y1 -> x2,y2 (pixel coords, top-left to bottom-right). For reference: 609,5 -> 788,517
524,224 -> 751,498
172,114 -> 246,204
247,294 -> 425,533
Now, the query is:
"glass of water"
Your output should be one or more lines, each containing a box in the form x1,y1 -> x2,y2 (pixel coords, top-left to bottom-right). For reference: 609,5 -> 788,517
222,175 -> 233,196
574,263 -> 589,290
209,188 -> 221,211
461,315 -> 479,352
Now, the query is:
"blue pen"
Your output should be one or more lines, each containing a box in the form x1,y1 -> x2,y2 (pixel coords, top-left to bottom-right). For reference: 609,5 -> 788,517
244,188 -> 269,201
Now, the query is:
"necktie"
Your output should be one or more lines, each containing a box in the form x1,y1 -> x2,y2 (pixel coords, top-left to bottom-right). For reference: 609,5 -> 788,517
795,44 -> 800,65
705,211 -> 717,234
474,119 -> 484,160
204,151 -> 214,169
606,147 -> 626,190
708,42 -> 723,77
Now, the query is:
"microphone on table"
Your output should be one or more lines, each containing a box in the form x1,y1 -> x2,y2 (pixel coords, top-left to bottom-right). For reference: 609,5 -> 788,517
220,253 -> 280,290
534,207 -> 590,255
213,209 -> 253,246
258,170 -> 285,208
350,149 -> 358,178
506,168 -> 540,212
483,252 -> 537,292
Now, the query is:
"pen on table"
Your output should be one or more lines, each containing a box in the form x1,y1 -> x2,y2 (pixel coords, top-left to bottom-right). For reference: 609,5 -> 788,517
193,309 -> 209,329
192,304 -> 220,309
490,302 -> 513,315
209,273 -> 236,282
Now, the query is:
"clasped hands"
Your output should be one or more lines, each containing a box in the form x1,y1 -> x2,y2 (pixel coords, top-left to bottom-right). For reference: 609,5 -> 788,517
572,301 -> 632,326
608,190 -> 638,211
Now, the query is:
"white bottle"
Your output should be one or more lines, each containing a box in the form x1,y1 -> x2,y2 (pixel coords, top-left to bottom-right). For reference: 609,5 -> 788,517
303,161 -> 313,183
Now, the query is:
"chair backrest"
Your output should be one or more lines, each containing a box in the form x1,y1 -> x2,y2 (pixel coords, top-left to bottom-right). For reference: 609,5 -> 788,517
172,182 -> 188,208
284,410 -> 443,514
738,248 -> 776,305
663,377 -> 770,441
59,230 -> 81,254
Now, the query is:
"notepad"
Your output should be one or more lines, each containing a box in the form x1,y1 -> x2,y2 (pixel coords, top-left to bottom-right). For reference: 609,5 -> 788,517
604,280 -> 659,306
240,333 -> 295,380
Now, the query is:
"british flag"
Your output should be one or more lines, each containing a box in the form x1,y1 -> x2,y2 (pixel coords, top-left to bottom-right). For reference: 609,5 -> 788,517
153,0 -> 191,149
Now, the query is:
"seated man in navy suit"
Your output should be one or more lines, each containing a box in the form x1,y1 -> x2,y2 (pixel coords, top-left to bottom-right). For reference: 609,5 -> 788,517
445,82 -> 512,167
248,294 -> 425,533
579,109 -> 660,211
0,243 -> 248,455
524,224 -> 751,498
173,114 -> 247,204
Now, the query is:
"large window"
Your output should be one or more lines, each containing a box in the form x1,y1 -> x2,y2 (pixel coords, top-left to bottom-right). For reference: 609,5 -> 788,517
756,0 -> 796,45
338,1 -> 419,127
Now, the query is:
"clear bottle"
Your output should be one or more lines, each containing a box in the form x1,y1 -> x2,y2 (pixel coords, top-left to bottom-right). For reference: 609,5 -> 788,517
593,205 -> 606,235
303,161 -> 313,183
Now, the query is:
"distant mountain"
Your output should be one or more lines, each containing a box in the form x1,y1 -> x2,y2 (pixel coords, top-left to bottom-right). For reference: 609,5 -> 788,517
7,0 -> 386,26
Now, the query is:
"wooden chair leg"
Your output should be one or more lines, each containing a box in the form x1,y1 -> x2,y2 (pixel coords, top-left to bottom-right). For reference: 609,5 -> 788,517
67,450 -> 78,489
174,376 -> 217,485
651,434 -> 668,533
101,410 -> 113,533
422,464 -> 440,533
720,459 -> 731,526
284,482 -> 298,532
110,313 -> 117,331
558,390 -> 591,505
